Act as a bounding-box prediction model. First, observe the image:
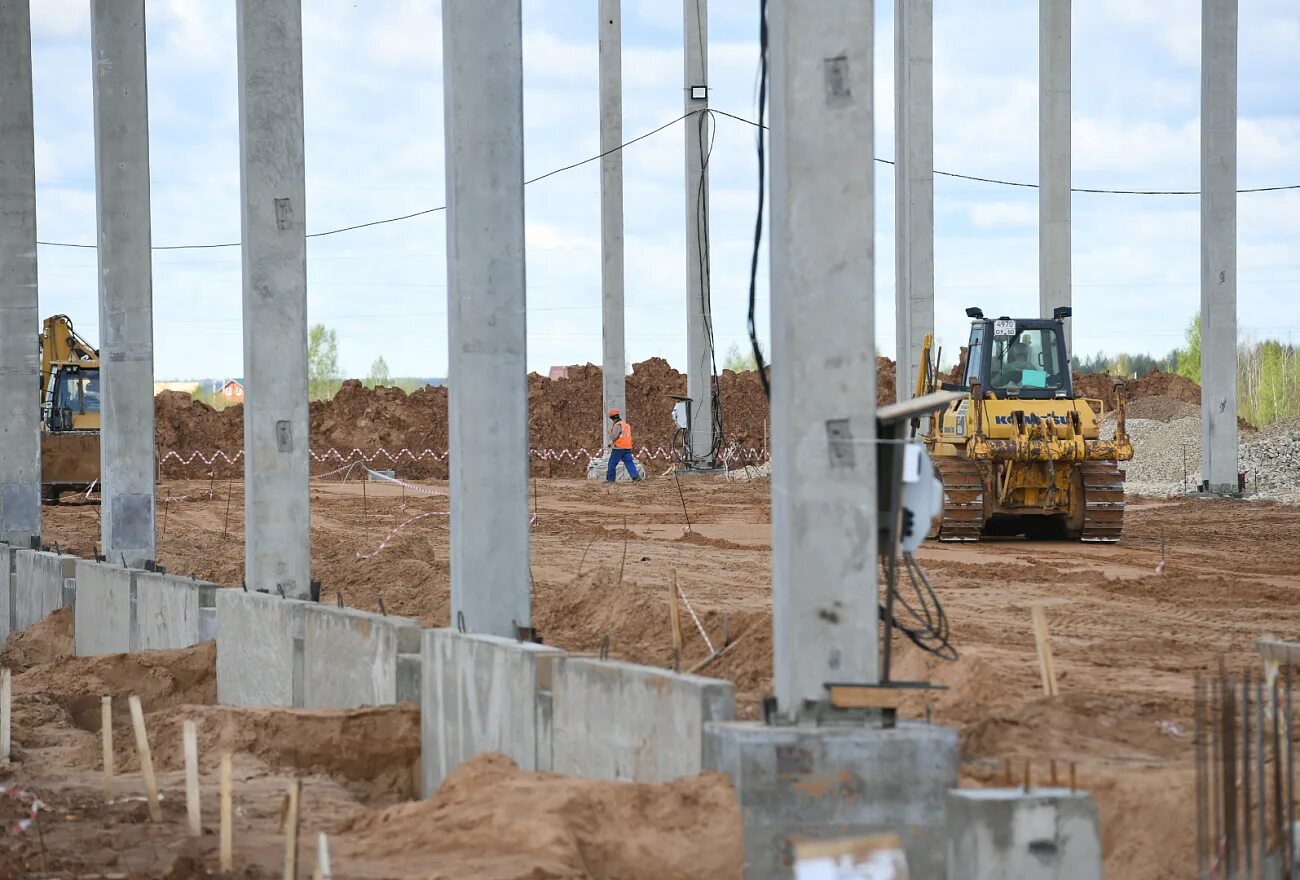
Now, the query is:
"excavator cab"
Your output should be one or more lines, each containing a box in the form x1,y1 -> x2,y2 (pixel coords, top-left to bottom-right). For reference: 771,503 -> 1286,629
38,315 -> 101,502
47,366 -> 101,432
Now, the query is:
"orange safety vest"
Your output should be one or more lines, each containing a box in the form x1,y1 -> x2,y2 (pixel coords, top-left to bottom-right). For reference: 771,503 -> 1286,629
612,420 -> 633,449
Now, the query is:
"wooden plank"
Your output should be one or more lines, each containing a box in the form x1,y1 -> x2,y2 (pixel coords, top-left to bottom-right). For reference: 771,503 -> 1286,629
183,720 -> 201,836
283,779 -> 301,880
220,753 -> 234,872
1032,605 -> 1059,697
313,832 -> 332,880
128,695 -> 163,823
1257,635 -> 1300,667
102,696 -> 114,799
668,570 -> 683,672
827,685 -> 908,711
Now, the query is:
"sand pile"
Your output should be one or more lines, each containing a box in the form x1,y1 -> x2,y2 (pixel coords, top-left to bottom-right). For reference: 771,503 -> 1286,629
1124,395 -> 1201,423
338,753 -> 743,880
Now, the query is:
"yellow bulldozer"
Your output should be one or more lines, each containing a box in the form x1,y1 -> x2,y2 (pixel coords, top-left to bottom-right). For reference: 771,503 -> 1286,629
38,315 -> 101,502
917,306 -> 1133,543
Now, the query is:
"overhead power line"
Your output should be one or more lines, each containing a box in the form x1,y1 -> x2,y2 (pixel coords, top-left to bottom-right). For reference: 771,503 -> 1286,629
711,108 -> 1300,195
37,105 -> 1300,253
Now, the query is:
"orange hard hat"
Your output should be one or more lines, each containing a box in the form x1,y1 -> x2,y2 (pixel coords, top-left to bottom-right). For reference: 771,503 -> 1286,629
608,408 -> 620,417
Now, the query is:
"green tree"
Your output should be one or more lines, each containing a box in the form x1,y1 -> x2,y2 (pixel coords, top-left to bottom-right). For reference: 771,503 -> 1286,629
1175,314 -> 1202,382
308,324 -> 340,400
722,342 -> 757,372
365,355 -> 391,389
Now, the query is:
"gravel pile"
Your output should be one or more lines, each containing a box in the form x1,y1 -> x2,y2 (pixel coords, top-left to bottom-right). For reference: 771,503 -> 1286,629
1100,414 -> 1300,503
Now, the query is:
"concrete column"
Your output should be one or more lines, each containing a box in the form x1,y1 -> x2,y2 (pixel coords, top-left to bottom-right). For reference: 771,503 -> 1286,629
236,0 -> 310,596
684,0 -> 715,466
894,0 -> 934,403
91,0 -> 156,567
770,0 -> 879,711
0,0 -> 41,547
1200,0 -> 1238,494
599,0 -> 625,431
1039,0 -> 1071,356
443,0 -> 530,637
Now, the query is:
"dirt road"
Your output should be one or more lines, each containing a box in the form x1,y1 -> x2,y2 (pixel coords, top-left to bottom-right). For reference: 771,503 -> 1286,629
15,474 -> 1300,878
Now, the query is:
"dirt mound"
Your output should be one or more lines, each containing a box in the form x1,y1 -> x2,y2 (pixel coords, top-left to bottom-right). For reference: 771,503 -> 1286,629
157,358 -> 910,479
1073,369 -> 1202,411
338,753 -> 742,880
0,606 -> 73,672
1125,395 -> 1201,423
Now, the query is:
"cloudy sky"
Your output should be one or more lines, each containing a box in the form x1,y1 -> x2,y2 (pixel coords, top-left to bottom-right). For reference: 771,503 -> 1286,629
27,0 -> 1300,381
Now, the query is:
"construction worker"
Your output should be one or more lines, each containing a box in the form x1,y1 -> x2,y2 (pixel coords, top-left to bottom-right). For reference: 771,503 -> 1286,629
606,408 -> 643,483
993,340 -> 1035,389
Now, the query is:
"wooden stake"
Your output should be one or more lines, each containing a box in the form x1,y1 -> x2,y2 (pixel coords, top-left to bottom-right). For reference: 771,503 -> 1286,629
314,832 -> 332,880
668,570 -> 683,672
283,779 -> 301,880
102,696 -> 114,799
1003,757 -> 1013,787
1022,759 -> 1031,793
220,753 -> 234,872
1050,758 -> 1059,787
1069,762 -> 1078,792
0,668 -> 10,763
183,720 -> 201,836
1031,605 -> 1060,697
128,695 -> 163,823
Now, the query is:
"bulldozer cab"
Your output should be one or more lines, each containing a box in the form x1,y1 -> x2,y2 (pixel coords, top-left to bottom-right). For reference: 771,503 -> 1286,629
963,317 -> 1072,400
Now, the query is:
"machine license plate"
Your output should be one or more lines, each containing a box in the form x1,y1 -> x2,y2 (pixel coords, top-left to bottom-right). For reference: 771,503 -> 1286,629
993,319 -> 1017,337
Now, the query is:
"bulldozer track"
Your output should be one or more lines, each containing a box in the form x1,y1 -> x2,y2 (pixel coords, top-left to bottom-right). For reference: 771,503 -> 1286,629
1080,461 -> 1126,543
935,458 -> 985,542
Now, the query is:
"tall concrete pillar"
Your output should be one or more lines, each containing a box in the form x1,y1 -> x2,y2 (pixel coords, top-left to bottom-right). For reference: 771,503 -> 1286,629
91,0 -> 156,567
443,0 -> 530,637
236,0 -> 310,596
770,0 -> 879,710
894,0 -> 934,403
599,0 -> 625,430
683,0 -> 716,465
1039,0 -> 1071,356
0,0 -> 41,547
1200,0 -> 1238,494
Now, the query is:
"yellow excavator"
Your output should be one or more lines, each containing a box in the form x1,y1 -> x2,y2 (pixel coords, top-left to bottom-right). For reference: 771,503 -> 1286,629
38,315 -> 101,502
917,306 -> 1133,543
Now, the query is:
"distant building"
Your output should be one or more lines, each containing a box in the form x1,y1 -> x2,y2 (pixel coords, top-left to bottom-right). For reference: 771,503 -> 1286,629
221,380 -> 245,400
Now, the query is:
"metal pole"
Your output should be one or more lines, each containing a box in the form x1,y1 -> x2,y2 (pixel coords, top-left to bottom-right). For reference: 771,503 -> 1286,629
1197,675 -> 1209,878
1244,671 -> 1253,879
1258,678 -> 1267,877
1286,664 -> 1294,877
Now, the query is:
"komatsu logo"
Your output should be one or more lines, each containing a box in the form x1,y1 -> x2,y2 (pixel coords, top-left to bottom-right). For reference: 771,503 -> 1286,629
994,414 -> 1069,426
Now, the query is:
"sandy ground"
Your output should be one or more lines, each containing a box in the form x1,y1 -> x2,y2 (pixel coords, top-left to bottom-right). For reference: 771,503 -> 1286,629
7,472 -> 1299,878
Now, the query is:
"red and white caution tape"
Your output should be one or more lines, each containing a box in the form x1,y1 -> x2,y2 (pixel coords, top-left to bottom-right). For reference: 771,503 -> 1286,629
0,786 -> 44,836
356,510 -> 450,560
161,445 -> 771,467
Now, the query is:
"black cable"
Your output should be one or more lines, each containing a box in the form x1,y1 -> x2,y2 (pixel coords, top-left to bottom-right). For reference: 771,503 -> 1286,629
694,108 -> 726,462
746,0 -> 770,400
878,553 -> 957,662
36,110 -> 702,252
713,107 -> 1300,195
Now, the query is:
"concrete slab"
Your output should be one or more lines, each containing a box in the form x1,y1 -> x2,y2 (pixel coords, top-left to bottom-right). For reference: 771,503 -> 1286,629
947,788 -> 1101,880
135,572 -> 218,651
14,550 -> 76,632
552,657 -> 734,783
216,589 -> 307,708
73,560 -> 136,656
301,605 -> 421,710
0,543 -> 15,641
703,721 -> 959,880
421,629 -> 563,797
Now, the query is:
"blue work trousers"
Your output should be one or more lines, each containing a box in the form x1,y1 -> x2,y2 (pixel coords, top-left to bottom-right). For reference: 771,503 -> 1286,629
606,448 -> 641,482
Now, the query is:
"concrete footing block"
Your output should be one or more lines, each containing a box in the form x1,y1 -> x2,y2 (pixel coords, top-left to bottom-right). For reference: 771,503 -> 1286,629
73,560 -> 137,656
216,590 -> 307,707
703,721 -> 959,880
552,657 -> 735,782
14,549 -> 75,631
135,572 -> 218,650
0,543 -> 16,641
301,605 -> 421,709
946,788 -> 1101,880
421,629 -> 563,798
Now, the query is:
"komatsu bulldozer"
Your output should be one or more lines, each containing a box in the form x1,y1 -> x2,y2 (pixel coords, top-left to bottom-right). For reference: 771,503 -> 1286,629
38,315 -> 101,502
917,306 -> 1133,543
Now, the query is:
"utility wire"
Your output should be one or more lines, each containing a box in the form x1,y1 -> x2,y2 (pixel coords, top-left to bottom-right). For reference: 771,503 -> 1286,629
36,110 -> 702,252
712,107 -> 1300,195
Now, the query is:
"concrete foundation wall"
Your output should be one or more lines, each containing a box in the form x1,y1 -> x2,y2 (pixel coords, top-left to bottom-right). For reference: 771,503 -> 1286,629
216,589 -> 306,707
14,550 -> 76,632
73,560 -> 136,656
135,572 -> 217,651
421,629 -> 563,797
302,605 -> 421,710
704,721 -> 959,880
0,544 -> 15,641
947,789 -> 1102,880
552,657 -> 735,783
